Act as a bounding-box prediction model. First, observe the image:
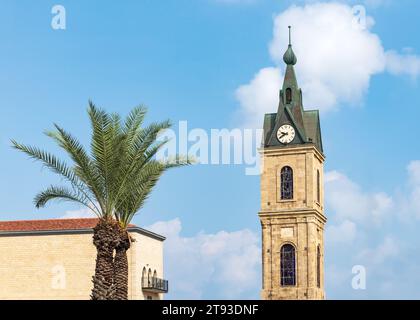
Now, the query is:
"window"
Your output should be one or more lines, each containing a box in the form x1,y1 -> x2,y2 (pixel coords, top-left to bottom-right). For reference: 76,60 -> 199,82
280,166 -> 293,200
153,270 -> 157,287
147,296 -> 153,300
317,170 -> 320,203
286,88 -> 292,104
317,245 -> 321,288
281,244 -> 296,286
148,268 -> 152,286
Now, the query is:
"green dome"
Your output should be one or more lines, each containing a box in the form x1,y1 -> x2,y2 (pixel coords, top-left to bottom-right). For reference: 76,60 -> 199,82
283,45 -> 297,65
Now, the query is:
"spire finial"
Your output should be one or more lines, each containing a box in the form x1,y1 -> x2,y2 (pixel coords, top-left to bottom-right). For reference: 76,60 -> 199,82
283,26 -> 297,65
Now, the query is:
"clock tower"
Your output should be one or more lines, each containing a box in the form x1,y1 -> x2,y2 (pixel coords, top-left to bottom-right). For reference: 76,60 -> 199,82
259,27 -> 326,300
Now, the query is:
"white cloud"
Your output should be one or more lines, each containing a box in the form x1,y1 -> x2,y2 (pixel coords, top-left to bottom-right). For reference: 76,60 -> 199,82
324,162 -> 420,298
235,2 -> 420,127
235,67 -> 282,128
357,236 -> 399,265
386,49 -> 420,78
147,218 -> 260,299
325,162 -> 420,235
59,208 -> 96,219
397,160 -> 420,220
325,170 -> 393,225
326,219 -> 357,244
407,160 -> 420,185
269,3 -> 384,111
325,264 -> 350,290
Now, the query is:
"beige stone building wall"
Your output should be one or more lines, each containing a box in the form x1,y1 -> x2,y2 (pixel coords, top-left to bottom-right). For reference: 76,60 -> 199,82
129,232 -> 164,300
259,145 -> 326,300
0,229 -> 164,300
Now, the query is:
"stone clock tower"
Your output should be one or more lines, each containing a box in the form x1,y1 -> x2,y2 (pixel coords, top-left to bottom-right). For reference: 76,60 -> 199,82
259,27 -> 326,300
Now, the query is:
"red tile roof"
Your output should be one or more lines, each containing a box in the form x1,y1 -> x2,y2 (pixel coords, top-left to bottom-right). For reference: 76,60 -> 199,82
0,218 -> 106,232
0,218 -> 165,240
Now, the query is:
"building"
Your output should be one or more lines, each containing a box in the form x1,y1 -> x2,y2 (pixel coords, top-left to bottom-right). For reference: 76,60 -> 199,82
0,218 -> 168,300
259,28 -> 326,300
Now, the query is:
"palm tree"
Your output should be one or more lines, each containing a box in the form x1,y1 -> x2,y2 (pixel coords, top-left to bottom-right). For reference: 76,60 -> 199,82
112,148 -> 187,300
12,101 -> 190,300
108,105 -> 191,300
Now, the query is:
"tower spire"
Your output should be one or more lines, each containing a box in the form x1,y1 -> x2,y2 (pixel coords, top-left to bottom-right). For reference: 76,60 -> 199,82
283,26 -> 297,65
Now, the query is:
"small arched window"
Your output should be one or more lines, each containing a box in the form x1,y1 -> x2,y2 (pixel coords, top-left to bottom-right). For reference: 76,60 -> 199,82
280,244 -> 296,286
317,170 -> 321,203
153,270 -> 158,287
286,88 -> 292,104
148,268 -> 152,286
280,166 -> 293,200
142,267 -> 147,287
317,245 -> 321,288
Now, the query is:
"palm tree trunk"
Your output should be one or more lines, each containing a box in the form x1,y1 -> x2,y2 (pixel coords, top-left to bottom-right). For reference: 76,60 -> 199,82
113,229 -> 131,300
91,218 -> 120,300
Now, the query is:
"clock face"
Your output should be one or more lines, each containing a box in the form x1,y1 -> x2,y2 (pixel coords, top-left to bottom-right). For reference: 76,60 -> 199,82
277,125 -> 296,144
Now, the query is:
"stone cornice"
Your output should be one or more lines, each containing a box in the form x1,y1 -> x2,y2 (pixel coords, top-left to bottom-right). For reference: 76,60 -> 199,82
259,144 -> 325,163
259,209 -> 327,224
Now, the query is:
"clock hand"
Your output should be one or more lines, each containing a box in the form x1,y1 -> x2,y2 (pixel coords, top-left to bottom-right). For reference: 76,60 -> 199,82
280,132 -> 288,137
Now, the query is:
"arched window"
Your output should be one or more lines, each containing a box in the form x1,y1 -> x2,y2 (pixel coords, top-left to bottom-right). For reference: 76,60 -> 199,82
142,267 -> 147,287
280,166 -> 293,200
153,270 -> 157,286
148,268 -> 152,286
317,245 -> 321,288
280,244 -> 296,286
317,170 -> 320,203
286,88 -> 292,104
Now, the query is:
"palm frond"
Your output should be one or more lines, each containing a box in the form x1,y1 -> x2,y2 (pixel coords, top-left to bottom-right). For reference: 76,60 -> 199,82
160,155 -> 194,169
44,125 -> 105,216
123,105 -> 147,136
115,160 -> 176,227
88,102 -> 123,215
110,121 -> 170,210
10,140 -> 99,210
12,140 -> 78,184
34,185 -> 98,216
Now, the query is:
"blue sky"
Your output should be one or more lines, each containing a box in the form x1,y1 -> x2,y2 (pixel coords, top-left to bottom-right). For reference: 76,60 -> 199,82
1,0 -> 420,299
